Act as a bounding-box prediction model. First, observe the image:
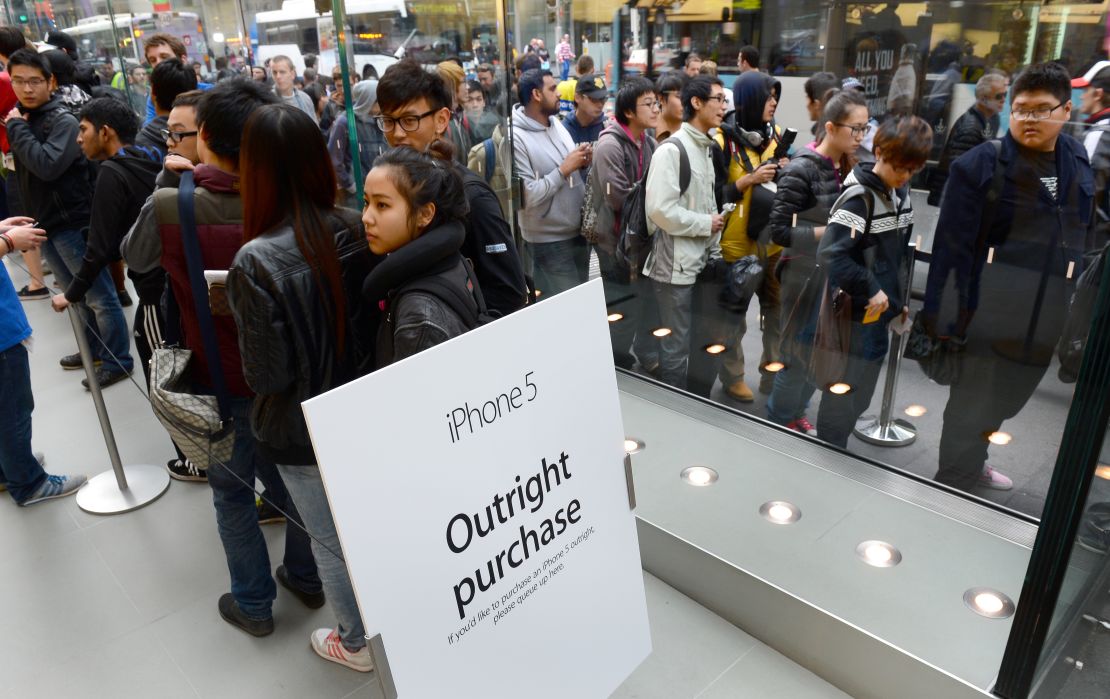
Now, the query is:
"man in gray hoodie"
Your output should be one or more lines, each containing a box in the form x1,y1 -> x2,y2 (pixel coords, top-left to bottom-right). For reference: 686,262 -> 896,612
512,68 -> 591,298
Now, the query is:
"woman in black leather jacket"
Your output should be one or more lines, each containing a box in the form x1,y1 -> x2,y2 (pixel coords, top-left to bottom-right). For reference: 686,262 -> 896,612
228,103 -> 375,672
359,142 -> 479,368
765,88 -> 868,436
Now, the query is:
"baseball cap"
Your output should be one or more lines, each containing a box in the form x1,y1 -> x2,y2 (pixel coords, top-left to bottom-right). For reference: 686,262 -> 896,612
842,76 -> 865,92
1072,60 -> 1110,88
575,74 -> 607,100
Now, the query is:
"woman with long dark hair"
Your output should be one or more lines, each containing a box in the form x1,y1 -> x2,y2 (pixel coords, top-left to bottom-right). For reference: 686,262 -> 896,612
228,103 -> 374,672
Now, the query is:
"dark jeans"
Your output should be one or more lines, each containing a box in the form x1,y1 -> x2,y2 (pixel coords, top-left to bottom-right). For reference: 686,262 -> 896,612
597,248 -> 658,370
0,342 -> 47,502
524,236 -> 589,299
816,321 -> 888,448
652,280 -> 695,390
934,345 -> 1050,491
41,228 -> 133,373
767,258 -> 819,425
207,396 -> 320,619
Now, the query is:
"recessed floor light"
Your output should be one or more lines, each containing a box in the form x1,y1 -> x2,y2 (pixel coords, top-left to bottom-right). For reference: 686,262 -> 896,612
963,587 -> 1015,619
705,343 -> 726,354
680,466 -> 718,487
987,431 -> 1013,445
652,328 -> 672,338
904,404 -> 927,417
624,438 -> 644,454
829,382 -> 852,395
607,312 -> 624,322
856,540 -> 902,567
1095,465 -> 1110,481
764,361 -> 785,372
760,500 -> 801,524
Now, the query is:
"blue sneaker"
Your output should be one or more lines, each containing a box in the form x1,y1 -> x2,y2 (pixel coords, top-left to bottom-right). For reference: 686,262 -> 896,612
20,474 -> 87,507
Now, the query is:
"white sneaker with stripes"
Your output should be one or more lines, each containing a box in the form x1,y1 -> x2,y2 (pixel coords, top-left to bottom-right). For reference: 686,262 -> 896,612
310,628 -> 373,673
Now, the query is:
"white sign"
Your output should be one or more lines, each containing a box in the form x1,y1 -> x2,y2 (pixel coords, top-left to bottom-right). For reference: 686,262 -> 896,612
303,280 -> 651,698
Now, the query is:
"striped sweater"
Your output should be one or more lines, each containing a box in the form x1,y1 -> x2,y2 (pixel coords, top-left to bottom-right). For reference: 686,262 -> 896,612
816,163 -> 914,323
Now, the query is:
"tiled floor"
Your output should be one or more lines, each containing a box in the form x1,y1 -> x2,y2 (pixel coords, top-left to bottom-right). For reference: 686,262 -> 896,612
3,256 -> 847,698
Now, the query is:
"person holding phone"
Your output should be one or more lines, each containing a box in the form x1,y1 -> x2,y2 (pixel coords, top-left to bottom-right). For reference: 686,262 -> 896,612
815,116 -> 932,448
710,71 -> 789,402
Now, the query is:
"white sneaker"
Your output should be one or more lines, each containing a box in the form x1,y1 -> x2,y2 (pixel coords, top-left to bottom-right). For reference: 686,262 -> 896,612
310,628 -> 373,673
979,466 -> 1013,491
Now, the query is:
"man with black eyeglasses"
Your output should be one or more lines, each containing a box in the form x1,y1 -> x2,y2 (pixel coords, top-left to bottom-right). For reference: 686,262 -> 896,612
927,72 -> 1008,206
925,62 -> 1095,493
377,59 -> 528,316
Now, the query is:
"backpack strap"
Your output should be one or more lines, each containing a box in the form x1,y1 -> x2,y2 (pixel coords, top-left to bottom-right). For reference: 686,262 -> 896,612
177,171 -> 233,421
662,137 -> 691,196
482,139 -> 495,184
832,183 -> 878,268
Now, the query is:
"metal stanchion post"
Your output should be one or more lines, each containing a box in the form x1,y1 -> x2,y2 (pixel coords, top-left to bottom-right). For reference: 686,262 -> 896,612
854,241 -> 918,447
68,306 -> 170,514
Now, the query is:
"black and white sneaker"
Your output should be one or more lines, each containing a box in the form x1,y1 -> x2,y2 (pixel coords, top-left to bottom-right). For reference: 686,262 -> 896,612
166,459 -> 206,482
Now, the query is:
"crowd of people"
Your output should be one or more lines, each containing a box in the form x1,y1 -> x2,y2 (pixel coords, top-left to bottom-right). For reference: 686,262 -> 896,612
0,22 -> 1108,672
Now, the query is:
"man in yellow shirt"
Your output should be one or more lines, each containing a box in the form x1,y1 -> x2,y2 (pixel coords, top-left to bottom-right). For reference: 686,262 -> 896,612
557,55 -> 594,117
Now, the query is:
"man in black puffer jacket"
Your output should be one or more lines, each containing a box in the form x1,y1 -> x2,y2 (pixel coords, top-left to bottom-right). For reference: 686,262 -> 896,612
927,72 -> 1008,205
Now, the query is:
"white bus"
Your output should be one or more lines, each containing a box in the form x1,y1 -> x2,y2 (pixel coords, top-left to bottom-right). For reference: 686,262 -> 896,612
62,12 -> 209,73
254,0 -> 406,78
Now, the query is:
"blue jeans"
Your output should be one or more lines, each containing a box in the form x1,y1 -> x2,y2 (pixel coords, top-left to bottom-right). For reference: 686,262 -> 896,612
207,397 -> 320,619
524,237 -> 589,299
0,342 -> 47,502
41,229 -> 133,373
596,248 -> 659,370
815,321 -> 889,448
277,464 -> 366,652
560,59 -> 571,81
766,358 -> 817,426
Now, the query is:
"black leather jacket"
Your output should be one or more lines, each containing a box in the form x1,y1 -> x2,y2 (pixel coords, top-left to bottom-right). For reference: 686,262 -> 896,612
228,209 -> 375,465
362,221 -> 476,368
927,105 -> 999,205
769,147 -> 843,256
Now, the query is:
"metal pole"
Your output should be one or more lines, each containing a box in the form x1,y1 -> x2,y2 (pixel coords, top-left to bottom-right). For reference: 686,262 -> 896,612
68,306 -> 128,490
67,307 -> 170,515
854,241 -> 918,447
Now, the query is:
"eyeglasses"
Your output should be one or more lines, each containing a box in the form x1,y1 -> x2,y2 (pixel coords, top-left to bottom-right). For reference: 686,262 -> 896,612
639,100 -> 663,112
374,108 -> 438,133
705,95 -> 727,104
160,129 -> 198,144
1012,103 -> 1063,121
11,78 -> 46,88
993,93 -> 1007,101
835,122 -> 871,137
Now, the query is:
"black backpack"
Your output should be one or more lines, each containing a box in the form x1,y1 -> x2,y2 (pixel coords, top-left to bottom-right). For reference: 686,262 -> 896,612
1058,243 -> 1108,383
617,136 -> 690,277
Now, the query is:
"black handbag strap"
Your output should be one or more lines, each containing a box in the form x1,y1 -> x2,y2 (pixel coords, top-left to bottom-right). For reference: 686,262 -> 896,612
177,171 -> 233,420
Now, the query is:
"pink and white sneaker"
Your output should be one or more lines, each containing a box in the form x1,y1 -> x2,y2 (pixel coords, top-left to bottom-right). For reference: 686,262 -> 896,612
979,466 -> 1013,491
786,417 -> 818,437
310,628 -> 374,673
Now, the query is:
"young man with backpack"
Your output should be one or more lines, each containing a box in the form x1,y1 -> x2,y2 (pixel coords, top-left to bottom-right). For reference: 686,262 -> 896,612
377,59 -> 528,316
643,75 -> 727,390
591,77 -> 660,371
3,48 -> 134,389
134,58 -> 197,159
925,62 -> 1095,493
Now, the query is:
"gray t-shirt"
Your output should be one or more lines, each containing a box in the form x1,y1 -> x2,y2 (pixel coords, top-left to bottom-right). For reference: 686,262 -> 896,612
277,88 -> 318,124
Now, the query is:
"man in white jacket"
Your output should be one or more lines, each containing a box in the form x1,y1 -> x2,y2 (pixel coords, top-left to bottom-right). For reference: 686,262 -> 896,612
512,68 -> 592,298
644,75 -> 726,389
